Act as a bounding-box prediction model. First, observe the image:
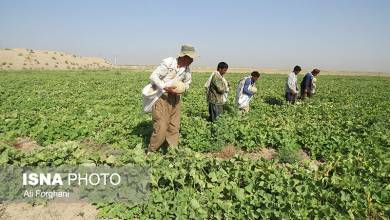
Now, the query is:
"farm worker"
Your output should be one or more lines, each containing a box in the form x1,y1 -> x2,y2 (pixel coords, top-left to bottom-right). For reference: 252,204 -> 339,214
300,68 -> 320,99
204,62 -> 229,122
146,44 -> 197,153
236,71 -> 261,112
285,65 -> 301,104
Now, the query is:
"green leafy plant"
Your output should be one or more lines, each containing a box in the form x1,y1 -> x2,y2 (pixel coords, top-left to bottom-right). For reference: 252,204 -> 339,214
0,70 -> 388,219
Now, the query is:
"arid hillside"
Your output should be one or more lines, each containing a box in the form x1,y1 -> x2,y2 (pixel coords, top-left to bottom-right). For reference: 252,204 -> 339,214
0,48 -> 113,70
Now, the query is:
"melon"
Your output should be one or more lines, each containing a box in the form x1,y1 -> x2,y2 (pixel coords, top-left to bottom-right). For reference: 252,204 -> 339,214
249,86 -> 257,94
171,80 -> 186,94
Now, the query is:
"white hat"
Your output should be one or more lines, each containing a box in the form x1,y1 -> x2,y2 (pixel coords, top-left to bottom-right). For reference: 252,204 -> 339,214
177,44 -> 198,58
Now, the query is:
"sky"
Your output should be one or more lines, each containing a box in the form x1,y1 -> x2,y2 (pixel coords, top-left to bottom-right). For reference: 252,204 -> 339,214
0,0 -> 389,72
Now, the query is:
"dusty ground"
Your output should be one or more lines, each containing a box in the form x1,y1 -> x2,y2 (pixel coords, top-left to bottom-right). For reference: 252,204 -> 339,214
203,145 -> 278,160
9,137 -> 39,153
0,48 -> 113,70
0,202 -> 103,220
203,145 -> 322,167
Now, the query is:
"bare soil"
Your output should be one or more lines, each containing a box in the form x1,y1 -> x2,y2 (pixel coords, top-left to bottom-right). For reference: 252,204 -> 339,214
0,202 -> 106,220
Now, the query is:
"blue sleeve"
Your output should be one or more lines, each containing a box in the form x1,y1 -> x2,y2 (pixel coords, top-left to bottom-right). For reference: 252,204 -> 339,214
242,78 -> 253,97
307,75 -> 313,89
302,74 -> 313,91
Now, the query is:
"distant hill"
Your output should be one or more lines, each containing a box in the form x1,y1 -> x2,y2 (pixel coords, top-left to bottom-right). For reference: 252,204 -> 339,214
0,48 -> 113,70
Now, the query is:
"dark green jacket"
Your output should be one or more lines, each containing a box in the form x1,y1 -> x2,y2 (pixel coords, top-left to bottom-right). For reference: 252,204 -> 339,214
207,73 -> 226,104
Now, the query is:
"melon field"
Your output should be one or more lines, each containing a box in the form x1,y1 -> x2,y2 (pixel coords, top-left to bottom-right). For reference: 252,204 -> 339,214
0,70 -> 389,219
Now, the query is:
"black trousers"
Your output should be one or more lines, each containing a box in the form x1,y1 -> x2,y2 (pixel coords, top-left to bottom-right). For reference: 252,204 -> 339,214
285,92 -> 297,104
208,102 -> 224,122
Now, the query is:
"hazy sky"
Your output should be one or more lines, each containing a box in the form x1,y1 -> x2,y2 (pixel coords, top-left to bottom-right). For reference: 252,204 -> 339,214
1,0 -> 389,71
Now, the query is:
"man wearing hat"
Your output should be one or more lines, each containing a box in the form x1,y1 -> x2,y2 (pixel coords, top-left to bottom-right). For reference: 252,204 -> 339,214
300,68 -> 320,100
147,44 -> 198,153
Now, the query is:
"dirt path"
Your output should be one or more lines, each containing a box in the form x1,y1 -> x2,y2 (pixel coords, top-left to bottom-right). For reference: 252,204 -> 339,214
0,202 -> 105,220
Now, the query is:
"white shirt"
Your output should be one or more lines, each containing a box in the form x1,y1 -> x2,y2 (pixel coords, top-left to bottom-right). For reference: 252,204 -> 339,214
149,57 -> 192,91
285,72 -> 298,93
